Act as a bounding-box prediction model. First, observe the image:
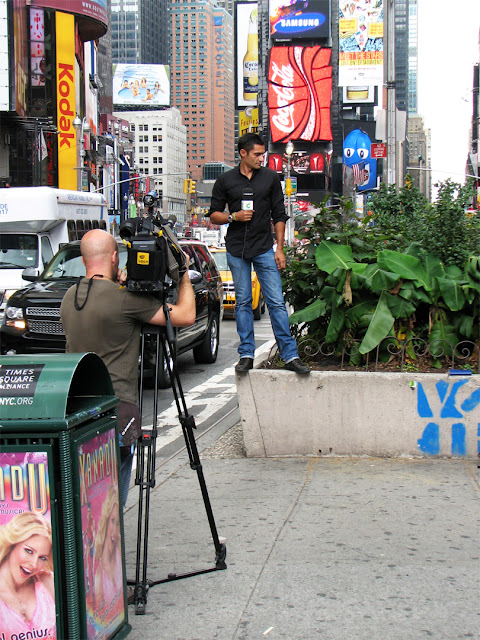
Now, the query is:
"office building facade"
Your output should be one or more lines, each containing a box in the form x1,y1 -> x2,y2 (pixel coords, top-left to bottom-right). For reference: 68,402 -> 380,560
170,0 -> 235,181
114,109 -> 188,222
110,0 -> 169,64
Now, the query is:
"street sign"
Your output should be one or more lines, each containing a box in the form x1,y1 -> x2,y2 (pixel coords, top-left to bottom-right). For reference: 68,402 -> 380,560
371,143 -> 387,158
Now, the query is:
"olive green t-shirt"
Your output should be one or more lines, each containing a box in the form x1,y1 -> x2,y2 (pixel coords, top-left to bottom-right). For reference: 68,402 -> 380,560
61,278 -> 161,405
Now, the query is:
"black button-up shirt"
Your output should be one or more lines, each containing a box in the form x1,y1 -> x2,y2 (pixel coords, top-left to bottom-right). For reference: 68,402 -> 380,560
208,165 -> 288,259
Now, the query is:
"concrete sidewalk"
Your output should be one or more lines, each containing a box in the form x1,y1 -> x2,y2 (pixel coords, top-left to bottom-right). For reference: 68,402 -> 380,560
122,431 -> 480,640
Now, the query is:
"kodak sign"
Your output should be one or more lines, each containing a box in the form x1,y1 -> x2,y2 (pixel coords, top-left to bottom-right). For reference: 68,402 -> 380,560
56,12 -> 77,190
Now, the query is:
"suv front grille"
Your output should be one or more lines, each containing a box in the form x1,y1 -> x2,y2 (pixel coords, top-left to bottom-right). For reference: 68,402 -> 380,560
27,320 -> 65,335
26,307 -> 60,318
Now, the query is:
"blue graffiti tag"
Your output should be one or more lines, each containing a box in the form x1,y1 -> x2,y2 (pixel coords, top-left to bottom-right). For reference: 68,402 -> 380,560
416,380 -> 476,455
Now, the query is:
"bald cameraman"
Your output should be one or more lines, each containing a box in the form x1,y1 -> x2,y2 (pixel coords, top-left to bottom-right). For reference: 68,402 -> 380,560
61,229 -> 195,509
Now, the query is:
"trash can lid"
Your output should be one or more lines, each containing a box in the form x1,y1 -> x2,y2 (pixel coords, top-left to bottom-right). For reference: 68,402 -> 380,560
0,353 -> 118,425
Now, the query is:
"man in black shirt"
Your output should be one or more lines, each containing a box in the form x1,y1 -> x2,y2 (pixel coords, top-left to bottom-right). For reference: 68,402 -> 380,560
208,133 -> 309,374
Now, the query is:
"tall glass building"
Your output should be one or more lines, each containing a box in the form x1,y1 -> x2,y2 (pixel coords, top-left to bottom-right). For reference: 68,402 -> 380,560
408,0 -> 418,114
110,0 -> 169,64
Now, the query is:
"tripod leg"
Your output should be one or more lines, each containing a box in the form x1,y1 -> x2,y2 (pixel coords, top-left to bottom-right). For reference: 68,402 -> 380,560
160,330 -> 227,569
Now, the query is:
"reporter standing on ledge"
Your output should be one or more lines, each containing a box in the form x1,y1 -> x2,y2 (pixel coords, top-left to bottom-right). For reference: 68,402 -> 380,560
208,132 -> 310,375
61,229 -> 195,509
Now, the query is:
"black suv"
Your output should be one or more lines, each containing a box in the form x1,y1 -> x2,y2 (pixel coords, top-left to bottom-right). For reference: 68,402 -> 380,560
0,239 -> 223,387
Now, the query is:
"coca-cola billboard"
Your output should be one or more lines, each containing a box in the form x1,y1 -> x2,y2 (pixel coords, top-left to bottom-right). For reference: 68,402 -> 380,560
268,46 -> 332,143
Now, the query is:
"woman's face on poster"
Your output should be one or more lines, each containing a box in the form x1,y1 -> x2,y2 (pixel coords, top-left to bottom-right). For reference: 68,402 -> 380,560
7,534 -> 51,585
105,505 -> 120,555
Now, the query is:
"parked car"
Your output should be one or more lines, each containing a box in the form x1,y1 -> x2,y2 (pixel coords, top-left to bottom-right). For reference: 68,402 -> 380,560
209,247 -> 264,320
1,238 -> 223,388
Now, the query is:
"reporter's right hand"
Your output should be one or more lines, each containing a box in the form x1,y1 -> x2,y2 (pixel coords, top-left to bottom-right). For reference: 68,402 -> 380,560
236,209 -> 254,222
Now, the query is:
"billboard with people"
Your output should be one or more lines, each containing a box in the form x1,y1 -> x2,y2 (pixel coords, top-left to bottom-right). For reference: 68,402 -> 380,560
113,64 -> 170,107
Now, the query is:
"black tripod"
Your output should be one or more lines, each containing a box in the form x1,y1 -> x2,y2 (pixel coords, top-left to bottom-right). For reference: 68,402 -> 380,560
131,300 -> 227,615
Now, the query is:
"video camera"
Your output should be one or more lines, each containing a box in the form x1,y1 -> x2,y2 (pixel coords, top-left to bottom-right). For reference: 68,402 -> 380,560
119,191 -> 187,297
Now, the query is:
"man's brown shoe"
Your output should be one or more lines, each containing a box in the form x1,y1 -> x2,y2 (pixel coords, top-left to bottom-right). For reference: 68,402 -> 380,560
285,358 -> 310,374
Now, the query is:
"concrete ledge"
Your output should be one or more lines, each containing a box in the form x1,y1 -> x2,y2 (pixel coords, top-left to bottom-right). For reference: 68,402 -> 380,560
237,357 -> 480,458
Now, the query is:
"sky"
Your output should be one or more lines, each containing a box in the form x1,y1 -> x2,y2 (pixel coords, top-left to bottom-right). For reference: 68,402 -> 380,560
417,1 -> 480,192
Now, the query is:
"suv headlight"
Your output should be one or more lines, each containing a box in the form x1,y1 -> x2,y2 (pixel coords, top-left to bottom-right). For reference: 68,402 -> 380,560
5,305 -> 26,329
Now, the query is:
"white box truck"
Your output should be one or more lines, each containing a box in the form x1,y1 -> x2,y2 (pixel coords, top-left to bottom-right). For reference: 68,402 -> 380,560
0,187 -> 108,320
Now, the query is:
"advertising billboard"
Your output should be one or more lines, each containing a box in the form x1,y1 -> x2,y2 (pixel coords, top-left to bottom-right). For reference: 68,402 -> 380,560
56,11 -> 77,190
268,46 -> 332,143
342,120 -> 378,192
239,108 -> 259,136
12,0 -> 29,117
236,2 -> 258,108
31,0 -> 107,29
339,0 -> 383,87
112,64 -> 170,107
0,448 -> 58,639
270,0 -> 330,40
76,428 -> 125,640
269,145 -> 330,175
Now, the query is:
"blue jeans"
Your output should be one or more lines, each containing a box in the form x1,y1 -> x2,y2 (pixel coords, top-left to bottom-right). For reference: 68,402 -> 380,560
227,249 -> 299,363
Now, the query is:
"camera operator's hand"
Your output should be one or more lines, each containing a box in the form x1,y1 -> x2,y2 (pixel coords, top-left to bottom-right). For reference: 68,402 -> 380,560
116,269 -> 127,286
236,209 -> 254,222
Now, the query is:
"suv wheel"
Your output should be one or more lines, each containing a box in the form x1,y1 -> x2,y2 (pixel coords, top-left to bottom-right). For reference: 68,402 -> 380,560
193,312 -> 219,364
145,340 -> 173,389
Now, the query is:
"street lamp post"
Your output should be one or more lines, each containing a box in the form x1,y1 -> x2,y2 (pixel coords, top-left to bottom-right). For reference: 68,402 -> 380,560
72,114 -> 91,191
285,140 -> 294,246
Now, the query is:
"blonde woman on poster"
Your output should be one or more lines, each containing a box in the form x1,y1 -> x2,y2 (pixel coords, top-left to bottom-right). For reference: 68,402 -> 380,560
0,511 -> 56,640
94,485 -> 123,615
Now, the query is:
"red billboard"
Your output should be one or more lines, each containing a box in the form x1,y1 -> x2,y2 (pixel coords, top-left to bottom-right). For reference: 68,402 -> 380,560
31,1 -> 107,36
268,46 -> 332,143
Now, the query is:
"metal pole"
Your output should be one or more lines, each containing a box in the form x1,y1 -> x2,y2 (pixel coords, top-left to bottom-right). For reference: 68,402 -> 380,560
287,155 -> 292,245
385,0 -> 396,185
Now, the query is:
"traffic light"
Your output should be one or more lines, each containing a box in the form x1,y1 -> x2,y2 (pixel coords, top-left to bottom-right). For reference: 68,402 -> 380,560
285,178 -> 292,197
189,180 -> 196,194
183,178 -> 190,194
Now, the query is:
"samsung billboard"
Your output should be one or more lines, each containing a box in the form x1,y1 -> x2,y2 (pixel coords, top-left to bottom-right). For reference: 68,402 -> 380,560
112,64 -> 170,108
269,0 -> 330,41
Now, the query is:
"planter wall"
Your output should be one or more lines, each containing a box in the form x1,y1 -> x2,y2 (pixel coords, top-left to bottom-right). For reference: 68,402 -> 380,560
237,360 -> 480,458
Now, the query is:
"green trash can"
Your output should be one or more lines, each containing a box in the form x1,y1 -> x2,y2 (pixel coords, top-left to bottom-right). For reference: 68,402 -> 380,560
0,353 -> 131,640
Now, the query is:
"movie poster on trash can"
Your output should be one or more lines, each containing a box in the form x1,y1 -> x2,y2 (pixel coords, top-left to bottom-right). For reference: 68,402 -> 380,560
0,449 -> 57,640
77,427 -> 125,640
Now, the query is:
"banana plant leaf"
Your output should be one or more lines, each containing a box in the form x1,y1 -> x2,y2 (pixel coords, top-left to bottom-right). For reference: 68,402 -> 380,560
436,277 -> 466,311
315,241 -> 355,274
345,299 -> 376,324
377,250 -> 430,290
429,318 -> 458,358
289,298 -> 327,324
363,263 -> 401,292
325,304 -> 345,343
445,264 -> 464,279
359,291 -> 395,354
384,292 -> 416,318
399,280 -> 432,304
424,254 -> 445,285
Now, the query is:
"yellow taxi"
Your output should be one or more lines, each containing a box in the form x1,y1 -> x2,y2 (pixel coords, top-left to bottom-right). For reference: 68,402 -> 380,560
209,247 -> 264,320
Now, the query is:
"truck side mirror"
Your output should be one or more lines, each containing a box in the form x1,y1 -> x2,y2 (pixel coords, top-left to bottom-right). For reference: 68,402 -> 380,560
22,267 -> 40,282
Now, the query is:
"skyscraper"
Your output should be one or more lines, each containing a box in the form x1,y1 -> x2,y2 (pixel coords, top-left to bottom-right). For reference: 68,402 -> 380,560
110,0 -> 169,64
408,0 -> 418,114
170,0 -> 235,181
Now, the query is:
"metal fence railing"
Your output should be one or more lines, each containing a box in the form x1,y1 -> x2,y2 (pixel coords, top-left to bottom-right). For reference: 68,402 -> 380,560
263,337 -> 480,373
